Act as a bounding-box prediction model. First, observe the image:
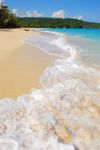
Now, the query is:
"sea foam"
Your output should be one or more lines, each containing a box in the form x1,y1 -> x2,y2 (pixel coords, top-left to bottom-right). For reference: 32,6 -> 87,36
0,30 -> 100,150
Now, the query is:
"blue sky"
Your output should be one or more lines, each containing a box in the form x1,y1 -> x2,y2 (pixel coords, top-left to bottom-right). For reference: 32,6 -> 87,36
3,0 -> 100,22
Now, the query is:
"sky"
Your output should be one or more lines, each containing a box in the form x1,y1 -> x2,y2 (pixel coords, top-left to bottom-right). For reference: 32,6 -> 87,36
1,0 -> 100,22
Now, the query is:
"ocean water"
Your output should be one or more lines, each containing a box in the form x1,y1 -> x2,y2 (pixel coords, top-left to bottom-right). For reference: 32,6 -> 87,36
0,28 -> 100,150
41,28 -> 100,66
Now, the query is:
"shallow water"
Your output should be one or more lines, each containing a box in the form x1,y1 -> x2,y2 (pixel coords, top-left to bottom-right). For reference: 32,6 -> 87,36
0,29 -> 100,150
41,28 -> 100,66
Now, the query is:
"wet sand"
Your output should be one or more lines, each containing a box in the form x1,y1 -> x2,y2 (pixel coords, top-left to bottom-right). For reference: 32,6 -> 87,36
0,29 -> 57,98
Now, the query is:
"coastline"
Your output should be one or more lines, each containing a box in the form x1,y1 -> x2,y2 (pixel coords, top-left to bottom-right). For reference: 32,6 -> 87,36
0,28 -> 100,150
0,28 -> 57,98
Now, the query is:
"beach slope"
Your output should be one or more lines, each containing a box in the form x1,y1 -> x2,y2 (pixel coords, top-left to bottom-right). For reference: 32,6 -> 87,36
0,29 -> 56,98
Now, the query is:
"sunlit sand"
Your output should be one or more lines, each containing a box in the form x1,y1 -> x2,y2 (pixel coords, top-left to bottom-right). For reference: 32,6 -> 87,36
0,29 -> 56,98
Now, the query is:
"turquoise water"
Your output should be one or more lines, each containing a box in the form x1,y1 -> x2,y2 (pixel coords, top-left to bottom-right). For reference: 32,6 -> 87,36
42,28 -> 100,66
42,28 -> 100,40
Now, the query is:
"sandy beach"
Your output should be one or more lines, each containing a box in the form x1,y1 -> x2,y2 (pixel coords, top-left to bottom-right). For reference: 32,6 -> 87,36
0,29 -> 56,99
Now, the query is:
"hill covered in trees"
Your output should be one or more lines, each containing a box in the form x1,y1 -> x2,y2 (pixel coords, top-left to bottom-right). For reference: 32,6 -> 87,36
17,17 -> 100,28
0,3 -> 100,29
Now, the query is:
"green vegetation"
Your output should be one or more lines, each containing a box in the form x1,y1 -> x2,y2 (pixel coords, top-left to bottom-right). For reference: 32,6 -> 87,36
0,3 -> 19,28
17,17 -> 100,28
0,3 -> 100,29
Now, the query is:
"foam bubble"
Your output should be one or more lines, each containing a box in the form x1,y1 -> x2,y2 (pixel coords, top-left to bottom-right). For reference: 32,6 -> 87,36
0,30 -> 100,150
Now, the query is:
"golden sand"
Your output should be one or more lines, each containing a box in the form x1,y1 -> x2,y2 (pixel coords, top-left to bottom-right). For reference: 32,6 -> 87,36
0,29 -> 56,98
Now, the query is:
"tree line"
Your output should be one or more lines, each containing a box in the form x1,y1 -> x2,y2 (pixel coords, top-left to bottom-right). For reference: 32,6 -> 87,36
0,4 -> 100,29
17,17 -> 100,28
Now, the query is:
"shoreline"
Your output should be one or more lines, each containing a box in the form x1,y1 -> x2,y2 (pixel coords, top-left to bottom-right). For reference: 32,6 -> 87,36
0,28 -> 100,150
0,28 -> 57,99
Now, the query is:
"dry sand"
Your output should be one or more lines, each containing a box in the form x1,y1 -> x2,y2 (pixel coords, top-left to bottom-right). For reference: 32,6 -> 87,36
0,29 -> 57,99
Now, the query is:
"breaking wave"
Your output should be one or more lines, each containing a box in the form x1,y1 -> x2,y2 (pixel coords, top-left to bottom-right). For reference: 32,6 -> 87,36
0,30 -> 100,150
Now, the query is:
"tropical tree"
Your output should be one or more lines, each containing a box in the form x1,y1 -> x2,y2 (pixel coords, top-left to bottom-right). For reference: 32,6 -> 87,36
0,3 -> 9,28
0,3 -> 18,28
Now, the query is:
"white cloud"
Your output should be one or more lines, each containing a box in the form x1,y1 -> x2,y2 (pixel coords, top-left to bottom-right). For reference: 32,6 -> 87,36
12,9 -> 42,17
52,10 -> 65,19
72,16 -> 83,20
26,11 -> 42,17
12,9 -> 17,14
12,8 -> 83,20
77,16 -> 83,20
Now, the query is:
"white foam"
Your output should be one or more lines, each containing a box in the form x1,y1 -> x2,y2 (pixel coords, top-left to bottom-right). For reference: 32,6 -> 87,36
0,30 -> 100,150
26,31 -> 77,61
